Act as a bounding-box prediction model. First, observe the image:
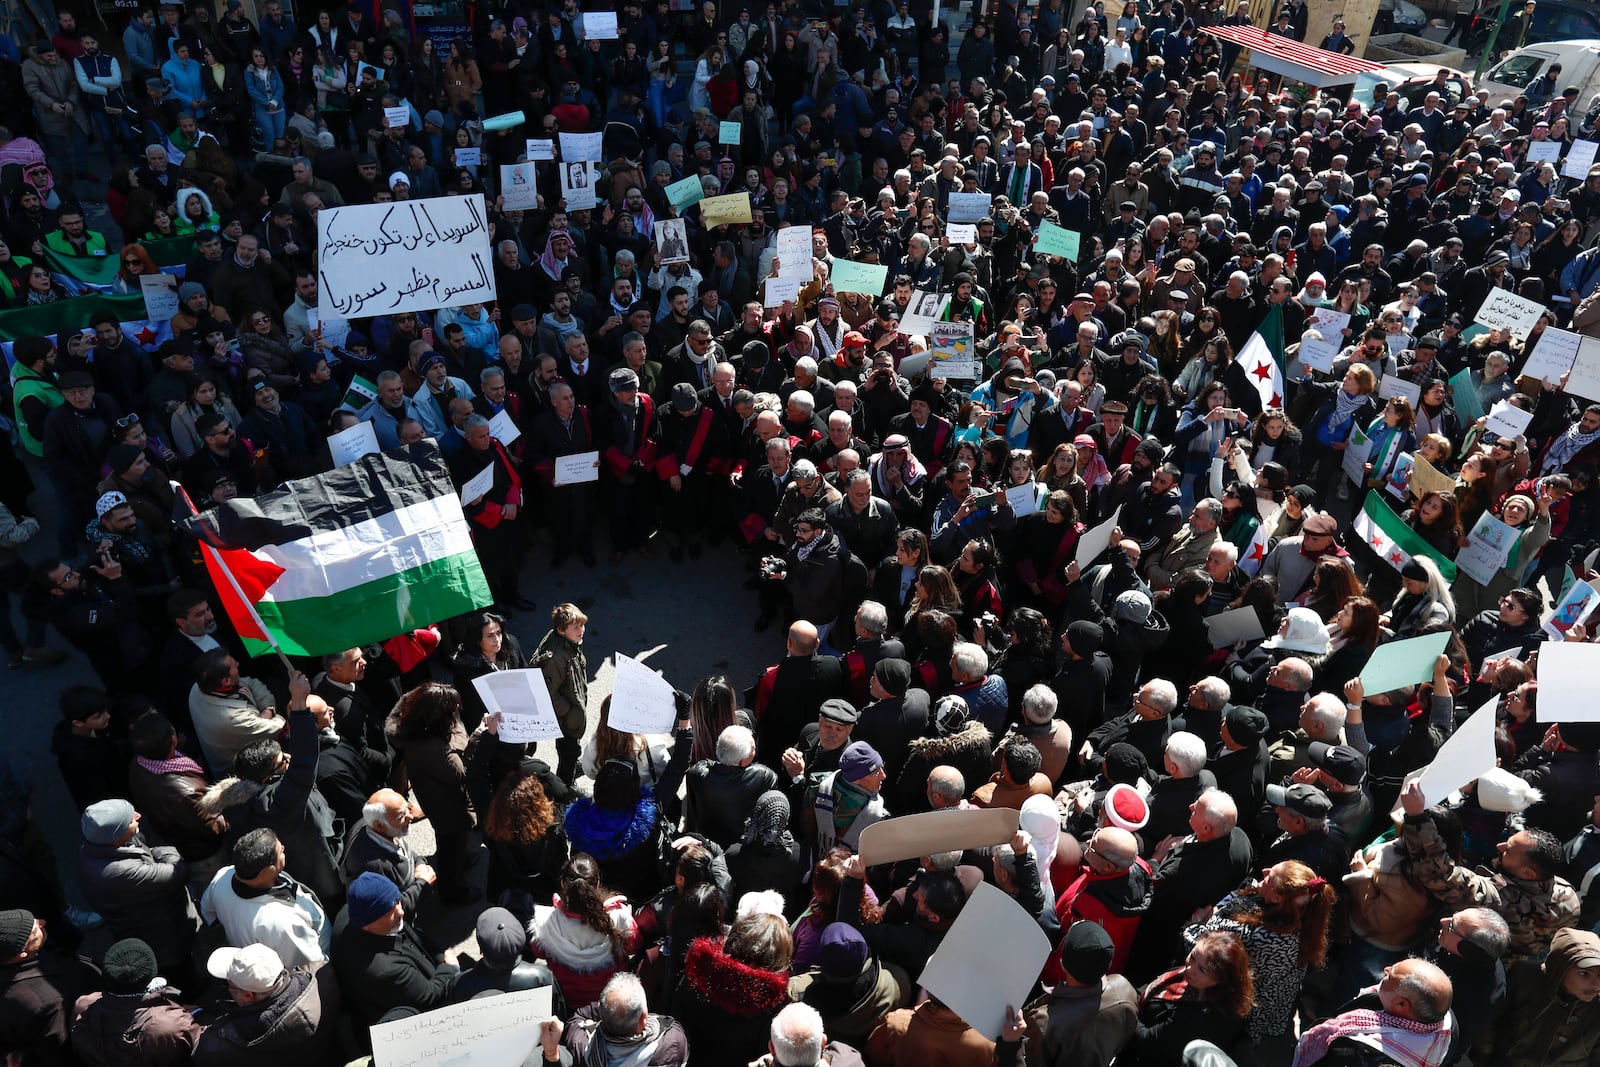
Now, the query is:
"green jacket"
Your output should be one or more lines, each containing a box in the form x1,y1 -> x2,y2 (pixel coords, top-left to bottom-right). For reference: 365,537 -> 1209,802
10,364 -> 62,458
534,629 -> 588,736
43,230 -> 108,257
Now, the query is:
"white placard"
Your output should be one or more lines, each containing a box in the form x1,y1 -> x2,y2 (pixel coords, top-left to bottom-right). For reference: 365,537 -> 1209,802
560,160 -> 599,210
1523,325 -> 1581,385
317,195 -> 494,318
1412,697 -> 1499,808
900,290 -> 948,336
1298,308 -> 1349,373
1528,140 -> 1563,165
776,226 -> 814,279
763,276 -> 801,307
327,420 -> 380,467
1378,374 -> 1421,406
1530,641 -> 1600,722
1476,287 -> 1546,339
930,321 -> 977,380
370,987 -> 551,1067
1205,605 -> 1268,647
554,450 -> 601,486
1565,335 -> 1600,402
525,138 -> 555,161
1075,503 -> 1124,570
919,882 -> 1052,1041
1005,483 -> 1039,516
454,146 -> 480,166
1546,579 -> 1600,639
472,668 -> 562,742
1455,511 -> 1518,586
500,162 -> 538,210
459,460 -> 496,505
1563,138 -> 1600,180
947,222 -> 977,244
946,192 -> 990,224
1386,331 -> 1411,360
559,131 -> 605,163
654,218 -> 690,264
1485,399 -> 1533,440
584,10 -> 619,38
140,273 -> 179,320
488,408 -> 521,446
383,106 -> 409,129
608,652 -> 677,735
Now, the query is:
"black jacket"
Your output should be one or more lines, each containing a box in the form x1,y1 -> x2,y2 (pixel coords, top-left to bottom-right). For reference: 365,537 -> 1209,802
332,921 -> 460,1030
684,761 -> 780,846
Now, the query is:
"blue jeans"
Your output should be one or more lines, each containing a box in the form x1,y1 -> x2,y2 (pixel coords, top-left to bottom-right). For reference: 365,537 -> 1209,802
254,106 -> 286,145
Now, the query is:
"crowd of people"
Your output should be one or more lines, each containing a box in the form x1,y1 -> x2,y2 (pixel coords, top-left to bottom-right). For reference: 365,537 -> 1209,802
10,0 -> 1600,1065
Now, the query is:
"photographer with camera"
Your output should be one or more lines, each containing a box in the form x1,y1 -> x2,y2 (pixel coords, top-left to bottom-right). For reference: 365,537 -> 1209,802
929,461 -> 1017,565
756,508 -> 854,648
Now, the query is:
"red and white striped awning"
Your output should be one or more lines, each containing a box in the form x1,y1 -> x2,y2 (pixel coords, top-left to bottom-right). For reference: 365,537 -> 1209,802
1209,25 -> 1387,86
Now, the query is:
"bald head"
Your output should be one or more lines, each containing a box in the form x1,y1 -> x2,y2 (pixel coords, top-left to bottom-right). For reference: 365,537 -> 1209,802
1190,787 -> 1237,841
1380,958 -> 1452,1023
362,788 -> 413,838
927,765 -> 966,807
1090,827 -> 1138,871
788,620 -> 819,656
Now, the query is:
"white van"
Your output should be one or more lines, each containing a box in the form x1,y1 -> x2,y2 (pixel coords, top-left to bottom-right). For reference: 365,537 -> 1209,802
1479,40 -> 1600,106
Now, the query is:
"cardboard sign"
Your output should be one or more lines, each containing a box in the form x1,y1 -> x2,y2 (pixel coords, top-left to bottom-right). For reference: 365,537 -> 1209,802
1522,325 -> 1581,385
700,192 -> 753,227
1484,400 -> 1533,441
1475,287 -> 1546,339
857,808 -> 1020,867
1410,698 -> 1499,809
1075,504 -> 1124,570
1563,138 -> 1600,180
666,175 -> 705,211
1205,605 -> 1268,647
1034,220 -> 1080,260
919,883 -> 1052,1041
584,10 -> 619,38
370,988 -> 552,1067
718,120 -> 741,144
317,195 -> 494,318
830,259 -> 888,296
946,192 -> 990,223
931,321 -> 977,380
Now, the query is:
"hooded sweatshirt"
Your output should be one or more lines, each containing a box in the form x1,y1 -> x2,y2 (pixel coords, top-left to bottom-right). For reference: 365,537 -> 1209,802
1489,927 -> 1600,1067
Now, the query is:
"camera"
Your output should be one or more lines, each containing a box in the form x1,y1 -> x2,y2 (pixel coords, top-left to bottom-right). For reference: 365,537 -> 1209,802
874,369 -> 894,384
759,556 -> 788,579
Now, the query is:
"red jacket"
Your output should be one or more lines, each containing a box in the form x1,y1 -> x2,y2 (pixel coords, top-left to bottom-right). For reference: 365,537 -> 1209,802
1046,859 -> 1154,980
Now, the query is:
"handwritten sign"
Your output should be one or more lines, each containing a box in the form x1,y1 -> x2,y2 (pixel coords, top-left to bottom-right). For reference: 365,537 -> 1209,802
947,222 -> 976,244
1297,308 -> 1348,373
665,175 -> 705,211
1411,454 -> 1454,499
140,273 -> 179,320
1529,140 -> 1563,165
317,195 -> 493,318
583,10 -> 619,38
1378,374 -> 1420,407
700,192 -> 753,227
946,192 -> 990,224
1523,325 -> 1581,385
931,320 -> 977,379
560,160 -> 598,210
718,120 -> 741,144
1563,138 -> 1600,180
558,131 -> 604,163
1005,483 -> 1039,516
459,461 -> 496,506
327,420 -> 379,466
454,146 -> 480,166
370,987 -> 552,1067
488,408 -> 520,446
500,162 -> 538,210
383,106 -> 409,129
1485,399 -> 1533,440
1034,220 -> 1080,261
830,259 -> 888,296
608,652 -> 677,735
553,450 -> 601,486
1476,287 -> 1546,339
900,290 -> 948,335
1565,335 -> 1600,402
776,226 -> 813,279
763,276 -> 801,307
525,138 -> 555,161
472,669 -> 561,742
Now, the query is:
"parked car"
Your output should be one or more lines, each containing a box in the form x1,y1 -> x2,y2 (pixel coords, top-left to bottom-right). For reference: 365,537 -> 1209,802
1480,39 -> 1600,107
1468,0 -> 1600,57
1359,62 -> 1475,113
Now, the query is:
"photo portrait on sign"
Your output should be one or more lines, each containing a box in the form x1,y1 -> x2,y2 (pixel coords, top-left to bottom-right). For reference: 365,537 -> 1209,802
655,219 -> 689,264
561,160 -> 598,210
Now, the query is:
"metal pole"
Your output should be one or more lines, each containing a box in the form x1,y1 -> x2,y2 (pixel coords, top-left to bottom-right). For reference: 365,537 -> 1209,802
1473,0 -> 1517,82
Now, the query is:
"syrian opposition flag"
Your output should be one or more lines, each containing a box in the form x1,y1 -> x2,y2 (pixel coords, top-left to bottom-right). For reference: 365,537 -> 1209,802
1353,490 -> 1459,583
1240,519 -> 1272,576
1237,303 -> 1287,409
184,442 -> 494,656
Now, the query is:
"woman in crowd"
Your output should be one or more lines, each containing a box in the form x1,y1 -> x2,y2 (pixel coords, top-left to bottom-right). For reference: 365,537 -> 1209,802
529,853 -> 639,1009
386,681 -> 476,905
1121,930 -> 1254,1066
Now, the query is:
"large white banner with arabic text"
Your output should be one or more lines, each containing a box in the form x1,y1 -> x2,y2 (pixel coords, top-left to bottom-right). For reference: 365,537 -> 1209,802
317,194 -> 495,319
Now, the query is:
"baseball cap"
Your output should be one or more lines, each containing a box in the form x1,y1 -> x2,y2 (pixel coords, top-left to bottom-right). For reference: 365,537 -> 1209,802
207,943 -> 285,993
1265,782 -> 1333,818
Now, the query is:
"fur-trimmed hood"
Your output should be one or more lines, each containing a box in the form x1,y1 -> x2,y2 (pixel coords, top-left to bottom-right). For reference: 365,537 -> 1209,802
199,776 -> 266,814
682,937 -> 790,1016
905,719 -> 991,761
562,794 -> 659,861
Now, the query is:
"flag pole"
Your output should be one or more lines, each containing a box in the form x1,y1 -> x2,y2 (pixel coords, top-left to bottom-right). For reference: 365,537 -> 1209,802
176,481 -> 297,675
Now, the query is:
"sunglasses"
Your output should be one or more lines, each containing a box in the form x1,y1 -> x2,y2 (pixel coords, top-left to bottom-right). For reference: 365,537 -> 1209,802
115,413 -> 141,428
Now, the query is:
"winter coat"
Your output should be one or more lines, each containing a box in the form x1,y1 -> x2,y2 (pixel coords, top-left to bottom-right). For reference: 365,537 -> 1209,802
22,57 -> 90,138
191,962 -> 339,1067
76,836 -> 197,969
1048,860 -> 1154,980
1023,977 -> 1140,1067
189,677 -> 281,775
560,1002 -> 691,1065
128,759 -> 228,861
789,955 -> 910,1045
70,990 -> 201,1067
562,796 -> 664,904
199,866 -> 331,966
1487,927 -> 1600,1067
332,921 -> 461,1029
684,760 -> 779,846
670,937 -> 791,1065
892,720 -> 995,815
1,949 -> 101,1067
528,895 -> 638,1009
386,717 -> 474,833
869,1000 -> 997,1067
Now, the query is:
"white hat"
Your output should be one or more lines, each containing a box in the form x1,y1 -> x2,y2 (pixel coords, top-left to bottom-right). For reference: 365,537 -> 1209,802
207,944 -> 285,993
94,490 -> 129,519
1261,607 -> 1331,655
1476,767 -> 1543,813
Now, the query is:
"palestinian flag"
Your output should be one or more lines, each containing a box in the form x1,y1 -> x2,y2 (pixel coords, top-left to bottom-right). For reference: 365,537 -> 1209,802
1353,490 -> 1459,583
1237,303 -> 1287,409
184,441 -> 494,656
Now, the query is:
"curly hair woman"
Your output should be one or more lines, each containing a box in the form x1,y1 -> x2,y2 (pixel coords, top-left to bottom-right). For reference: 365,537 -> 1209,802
529,853 -> 640,1010
482,762 -> 568,917
1121,930 -> 1254,1066
386,681 -> 475,904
